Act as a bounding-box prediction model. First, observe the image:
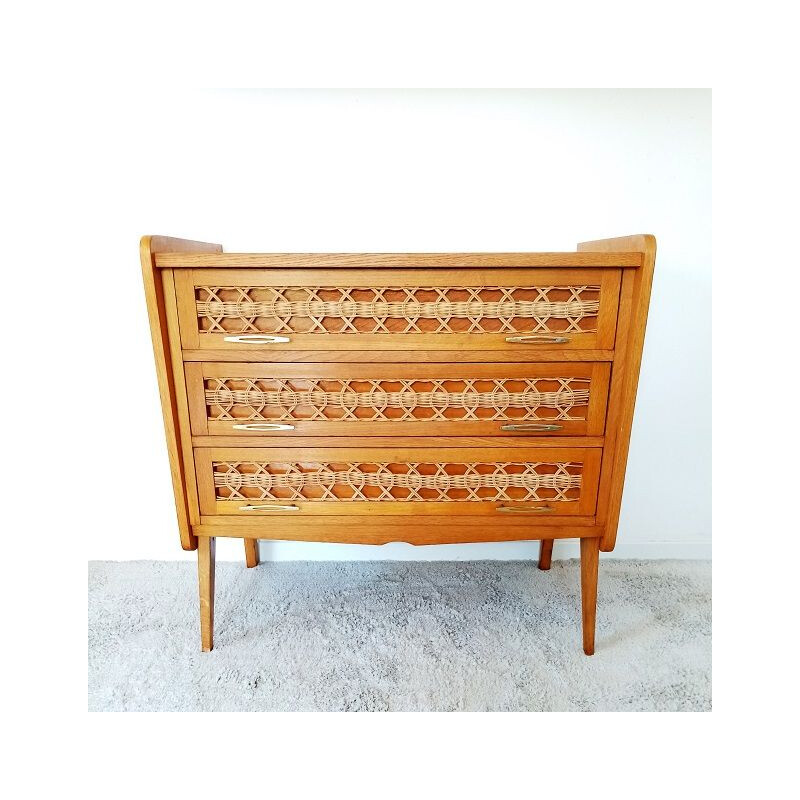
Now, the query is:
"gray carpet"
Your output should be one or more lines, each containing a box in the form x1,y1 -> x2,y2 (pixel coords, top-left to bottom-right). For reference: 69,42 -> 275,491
88,559 -> 711,712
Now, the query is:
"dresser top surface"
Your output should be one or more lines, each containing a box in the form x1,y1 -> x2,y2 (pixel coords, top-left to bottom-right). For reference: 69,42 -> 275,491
153,251 -> 644,269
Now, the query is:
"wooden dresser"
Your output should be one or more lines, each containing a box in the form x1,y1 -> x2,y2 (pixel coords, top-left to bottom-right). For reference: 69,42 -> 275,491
141,234 -> 655,655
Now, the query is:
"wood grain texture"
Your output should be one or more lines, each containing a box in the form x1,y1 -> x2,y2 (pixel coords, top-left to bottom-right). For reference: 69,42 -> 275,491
593,271 -> 635,535
184,267 -> 616,286
155,251 -> 643,268
142,234 -> 655,654
194,519 -> 604,544
580,536 -> 600,655
140,236 -> 221,549
578,235 -> 656,550
191,435 -> 606,449
198,535 -> 216,651
149,235 -> 223,256
182,348 -> 616,364
161,270 -> 202,526
244,539 -> 259,568
213,501 -> 598,521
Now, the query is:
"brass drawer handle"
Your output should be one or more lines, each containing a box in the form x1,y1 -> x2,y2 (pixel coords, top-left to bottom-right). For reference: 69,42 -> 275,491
239,504 -> 300,512
497,505 -> 554,513
500,423 -> 563,432
232,423 -> 296,431
223,334 -> 291,344
505,335 -> 570,344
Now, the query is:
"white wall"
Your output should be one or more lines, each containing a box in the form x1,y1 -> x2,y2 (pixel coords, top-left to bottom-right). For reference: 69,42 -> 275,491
80,89 -> 710,561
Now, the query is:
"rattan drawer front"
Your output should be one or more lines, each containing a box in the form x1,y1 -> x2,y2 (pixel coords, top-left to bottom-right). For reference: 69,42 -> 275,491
175,268 -> 621,352
194,447 -> 601,517
186,362 -> 611,438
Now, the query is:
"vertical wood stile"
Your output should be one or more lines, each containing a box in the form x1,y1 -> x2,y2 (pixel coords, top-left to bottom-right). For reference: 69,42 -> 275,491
578,235 -> 656,550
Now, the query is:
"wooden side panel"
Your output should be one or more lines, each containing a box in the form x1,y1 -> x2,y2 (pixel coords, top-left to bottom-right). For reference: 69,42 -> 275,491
579,235 -> 656,550
162,270 -> 202,526
593,271 -> 635,533
140,236 -> 221,550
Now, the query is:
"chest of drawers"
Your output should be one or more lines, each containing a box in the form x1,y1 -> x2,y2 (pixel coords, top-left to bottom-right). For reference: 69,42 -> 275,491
141,235 -> 655,655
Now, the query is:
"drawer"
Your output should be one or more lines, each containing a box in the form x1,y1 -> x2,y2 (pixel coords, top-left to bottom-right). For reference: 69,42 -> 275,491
186,362 -> 610,437
195,447 -> 601,517
175,268 -> 621,352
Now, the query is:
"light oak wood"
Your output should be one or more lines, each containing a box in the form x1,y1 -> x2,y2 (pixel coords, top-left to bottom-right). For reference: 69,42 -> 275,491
593,271 -> 635,538
194,519 -> 604,544
184,362 -> 209,436
140,236 -> 221,550
244,539 -> 259,568
579,235 -> 656,550
198,536 -> 216,651
156,251 -> 643,268
183,348 -> 616,363
212,501 -> 598,520
162,270 -> 202,526
192,435 -> 606,448
580,537 -> 600,655
538,539 -> 554,570
178,266 -> 618,288
142,234 -> 654,653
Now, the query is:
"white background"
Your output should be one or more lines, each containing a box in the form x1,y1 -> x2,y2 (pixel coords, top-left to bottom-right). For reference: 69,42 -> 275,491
81,89 -> 710,562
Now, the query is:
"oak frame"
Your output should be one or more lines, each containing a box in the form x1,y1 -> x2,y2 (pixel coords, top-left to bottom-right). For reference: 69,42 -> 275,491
140,236 -> 221,550
142,235 -> 655,654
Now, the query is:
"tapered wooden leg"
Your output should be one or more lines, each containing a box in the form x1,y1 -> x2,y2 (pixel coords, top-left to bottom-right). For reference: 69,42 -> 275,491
538,538 -> 554,570
198,536 -> 216,652
244,538 -> 259,568
580,537 -> 600,655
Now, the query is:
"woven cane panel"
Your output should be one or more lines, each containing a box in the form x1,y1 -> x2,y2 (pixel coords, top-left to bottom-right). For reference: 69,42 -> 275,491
195,285 -> 601,335
213,461 -> 583,502
205,376 -> 590,422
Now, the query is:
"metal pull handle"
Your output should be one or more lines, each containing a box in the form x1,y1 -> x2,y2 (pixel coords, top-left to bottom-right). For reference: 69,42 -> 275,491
239,504 -> 300,512
505,335 -> 570,344
501,423 -> 563,432
232,423 -> 296,431
497,505 -> 554,513
223,334 -> 291,344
